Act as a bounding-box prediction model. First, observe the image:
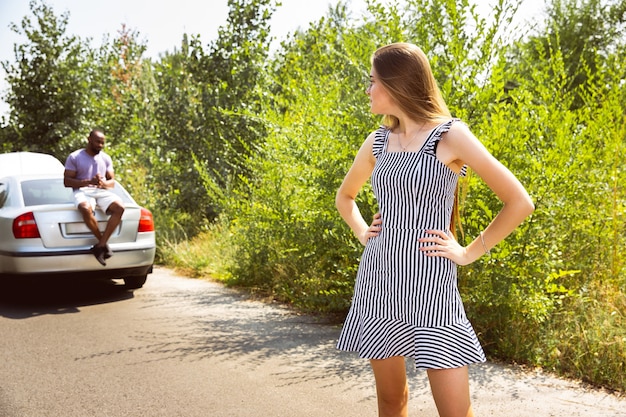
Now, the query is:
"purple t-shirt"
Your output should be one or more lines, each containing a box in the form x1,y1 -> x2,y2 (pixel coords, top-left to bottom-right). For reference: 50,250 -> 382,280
65,149 -> 114,184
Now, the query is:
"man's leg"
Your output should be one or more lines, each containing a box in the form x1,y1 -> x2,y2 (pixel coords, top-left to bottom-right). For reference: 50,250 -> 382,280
98,200 -> 124,248
77,202 -> 107,265
77,202 -> 102,240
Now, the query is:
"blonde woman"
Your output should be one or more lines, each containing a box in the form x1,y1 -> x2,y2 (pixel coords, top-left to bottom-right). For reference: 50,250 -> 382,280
335,43 -> 534,417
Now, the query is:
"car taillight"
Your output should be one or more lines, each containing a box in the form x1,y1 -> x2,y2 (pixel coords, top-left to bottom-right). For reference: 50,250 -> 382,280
13,212 -> 41,238
138,208 -> 154,232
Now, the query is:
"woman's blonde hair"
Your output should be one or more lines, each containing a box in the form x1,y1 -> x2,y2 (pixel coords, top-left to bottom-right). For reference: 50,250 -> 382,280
371,43 -> 451,129
372,43 -> 462,237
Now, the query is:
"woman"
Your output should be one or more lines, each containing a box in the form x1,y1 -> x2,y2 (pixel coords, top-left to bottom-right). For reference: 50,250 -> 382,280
335,43 -> 534,417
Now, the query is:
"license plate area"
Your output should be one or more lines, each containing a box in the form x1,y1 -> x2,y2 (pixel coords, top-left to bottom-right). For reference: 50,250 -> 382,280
63,221 -> 108,236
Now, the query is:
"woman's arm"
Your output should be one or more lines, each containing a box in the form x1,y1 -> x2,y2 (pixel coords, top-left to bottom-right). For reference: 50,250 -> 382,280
420,122 -> 535,265
336,132 -> 381,246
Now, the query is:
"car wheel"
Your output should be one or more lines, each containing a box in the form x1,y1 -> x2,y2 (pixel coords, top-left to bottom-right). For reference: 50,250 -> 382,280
124,275 -> 147,289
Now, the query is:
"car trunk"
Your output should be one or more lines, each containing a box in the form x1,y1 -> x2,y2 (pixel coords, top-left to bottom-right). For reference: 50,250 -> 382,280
33,206 -> 140,248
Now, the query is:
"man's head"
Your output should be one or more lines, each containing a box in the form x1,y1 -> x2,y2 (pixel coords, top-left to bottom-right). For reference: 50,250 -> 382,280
87,130 -> 106,155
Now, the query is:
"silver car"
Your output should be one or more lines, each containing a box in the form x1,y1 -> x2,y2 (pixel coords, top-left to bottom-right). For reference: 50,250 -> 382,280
0,152 -> 155,288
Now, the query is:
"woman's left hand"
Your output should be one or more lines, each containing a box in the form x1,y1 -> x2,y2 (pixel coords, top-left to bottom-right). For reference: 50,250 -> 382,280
419,230 -> 470,266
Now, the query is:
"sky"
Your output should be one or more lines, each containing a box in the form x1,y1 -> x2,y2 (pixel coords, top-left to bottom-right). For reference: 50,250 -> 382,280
0,0 -> 373,116
0,0 -> 545,117
0,0 -> 370,62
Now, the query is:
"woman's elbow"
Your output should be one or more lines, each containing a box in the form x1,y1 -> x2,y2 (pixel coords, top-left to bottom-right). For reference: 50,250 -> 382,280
335,190 -> 353,212
506,191 -> 534,220
335,191 -> 344,211
522,194 -> 535,217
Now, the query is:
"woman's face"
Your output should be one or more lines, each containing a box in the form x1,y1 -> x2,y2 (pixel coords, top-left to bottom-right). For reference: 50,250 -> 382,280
366,67 -> 394,115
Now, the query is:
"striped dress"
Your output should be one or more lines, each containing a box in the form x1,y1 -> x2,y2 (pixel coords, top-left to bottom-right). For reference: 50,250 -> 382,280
336,119 -> 486,370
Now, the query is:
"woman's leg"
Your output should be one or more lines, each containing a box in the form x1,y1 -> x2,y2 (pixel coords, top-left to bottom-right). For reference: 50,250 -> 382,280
426,366 -> 474,417
369,357 -> 409,417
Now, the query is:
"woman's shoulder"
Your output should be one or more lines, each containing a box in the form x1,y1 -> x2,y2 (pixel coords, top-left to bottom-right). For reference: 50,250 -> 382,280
359,126 -> 389,147
438,118 -> 473,139
438,118 -> 487,159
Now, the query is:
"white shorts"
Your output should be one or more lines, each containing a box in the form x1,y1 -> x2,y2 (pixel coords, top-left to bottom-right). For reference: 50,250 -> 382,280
73,188 -> 122,214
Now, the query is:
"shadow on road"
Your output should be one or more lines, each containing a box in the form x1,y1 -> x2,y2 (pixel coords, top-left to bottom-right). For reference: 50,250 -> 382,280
116,277 -> 428,395
0,277 -> 134,319
126,275 -> 536,397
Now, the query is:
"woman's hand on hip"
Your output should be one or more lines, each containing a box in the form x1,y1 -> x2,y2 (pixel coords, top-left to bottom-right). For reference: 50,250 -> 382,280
359,212 -> 382,246
419,230 -> 470,265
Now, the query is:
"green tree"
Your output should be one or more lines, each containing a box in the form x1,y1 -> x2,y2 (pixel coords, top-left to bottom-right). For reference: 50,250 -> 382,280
85,24 -> 158,204
507,0 -> 626,109
214,2 -> 378,311
154,0 -> 277,232
88,25 -> 156,155
0,0 -> 92,157
150,36 -> 207,234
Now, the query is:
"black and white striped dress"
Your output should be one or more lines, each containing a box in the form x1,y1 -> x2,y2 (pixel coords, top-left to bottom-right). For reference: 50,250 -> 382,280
336,119 -> 486,369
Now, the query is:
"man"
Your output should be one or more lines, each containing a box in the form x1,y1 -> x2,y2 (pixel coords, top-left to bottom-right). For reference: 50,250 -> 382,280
64,129 -> 125,266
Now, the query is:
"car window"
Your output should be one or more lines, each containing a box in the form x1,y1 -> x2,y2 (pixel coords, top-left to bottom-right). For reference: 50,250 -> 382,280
111,182 -> 135,204
20,179 -> 135,206
22,178 -> 75,206
0,182 -> 7,208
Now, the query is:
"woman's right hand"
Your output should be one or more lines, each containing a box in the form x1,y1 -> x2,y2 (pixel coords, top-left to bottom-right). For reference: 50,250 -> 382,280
359,212 -> 382,245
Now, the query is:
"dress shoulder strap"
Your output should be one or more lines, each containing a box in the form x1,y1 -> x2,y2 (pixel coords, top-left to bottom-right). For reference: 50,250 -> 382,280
424,118 -> 467,176
372,126 -> 389,159
432,118 -> 460,142
423,118 -> 459,153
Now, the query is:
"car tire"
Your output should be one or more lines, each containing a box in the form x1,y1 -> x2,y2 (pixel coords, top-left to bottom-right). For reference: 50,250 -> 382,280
124,275 -> 147,289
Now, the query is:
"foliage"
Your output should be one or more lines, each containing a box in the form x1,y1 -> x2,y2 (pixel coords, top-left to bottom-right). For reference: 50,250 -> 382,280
209,2 -> 377,312
0,0 -> 92,158
459,42 -> 625,364
154,0 -> 277,231
507,0 -> 626,109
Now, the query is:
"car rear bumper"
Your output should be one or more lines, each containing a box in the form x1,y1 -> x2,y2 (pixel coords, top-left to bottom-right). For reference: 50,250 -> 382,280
0,247 -> 156,277
0,264 -> 154,281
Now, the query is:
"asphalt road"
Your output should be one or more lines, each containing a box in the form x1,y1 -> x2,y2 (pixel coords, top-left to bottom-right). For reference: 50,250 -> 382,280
0,267 -> 624,417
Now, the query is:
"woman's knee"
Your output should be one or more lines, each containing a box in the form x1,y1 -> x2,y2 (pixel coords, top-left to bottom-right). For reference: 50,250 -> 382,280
378,385 -> 408,415
427,367 -> 473,417
370,357 -> 409,416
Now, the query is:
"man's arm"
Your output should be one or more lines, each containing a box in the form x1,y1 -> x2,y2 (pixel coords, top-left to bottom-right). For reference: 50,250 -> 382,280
64,169 -> 97,188
98,170 -> 116,189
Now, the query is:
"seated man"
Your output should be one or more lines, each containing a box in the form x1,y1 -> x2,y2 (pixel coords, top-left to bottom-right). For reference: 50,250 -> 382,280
64,129 -> 125,266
